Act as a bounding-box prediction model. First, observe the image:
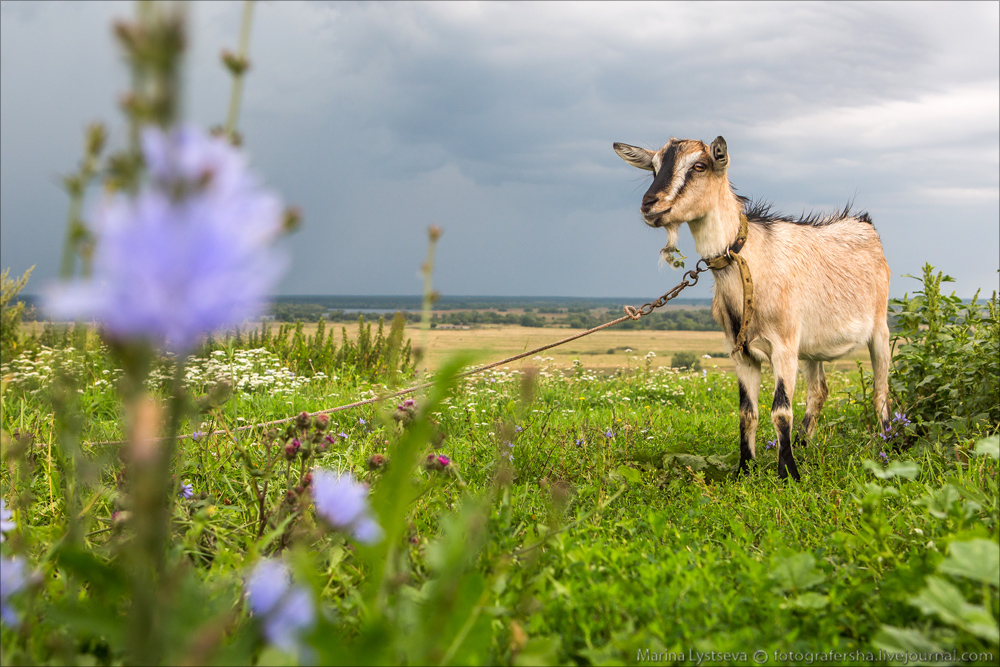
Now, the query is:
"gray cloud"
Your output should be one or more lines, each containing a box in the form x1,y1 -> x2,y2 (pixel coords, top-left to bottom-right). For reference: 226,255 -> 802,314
2,1 -> 997,300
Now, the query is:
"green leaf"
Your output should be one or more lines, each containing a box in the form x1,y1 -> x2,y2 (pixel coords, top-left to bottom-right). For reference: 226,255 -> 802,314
791,592 -> 828,610
872,625 -> 944,658
514,635 -> 562,667
911,576 -> 1000,644
974,435 -> 999,460
769,553 -> 825,593
939,539 -> 1000,588
863,459 -> 920,480
612,465 -> 641,484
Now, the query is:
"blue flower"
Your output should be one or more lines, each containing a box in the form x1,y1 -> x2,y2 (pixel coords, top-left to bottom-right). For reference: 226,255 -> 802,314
245,558 -> 315,654
179,483 -> 194,499
879,450 -> 889,464
44,124 -> 287,352
514,425 -> 523,433
0,499 -> 14,543
765,439 -> 777,451
311,469 -> 382,544
1,556 -> 29,627
604,429 -> 613,439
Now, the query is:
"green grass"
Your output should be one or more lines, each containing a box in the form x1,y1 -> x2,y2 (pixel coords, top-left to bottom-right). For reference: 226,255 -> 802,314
1,347 -> 998,665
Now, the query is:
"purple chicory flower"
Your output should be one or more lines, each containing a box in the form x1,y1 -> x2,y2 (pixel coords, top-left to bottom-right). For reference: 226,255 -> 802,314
44,124 -> 286,352
1,556 -> 29,627
245,558 -> 315,653
311,469 -> 383,544
0,499 -> 14,543
179,483 -> 194,499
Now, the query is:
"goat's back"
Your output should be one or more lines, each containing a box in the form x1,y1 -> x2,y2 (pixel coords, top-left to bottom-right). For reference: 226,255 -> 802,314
715,215 -> 890,360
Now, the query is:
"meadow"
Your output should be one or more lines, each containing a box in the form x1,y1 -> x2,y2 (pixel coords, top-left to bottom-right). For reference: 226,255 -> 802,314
1,272 -> 998,665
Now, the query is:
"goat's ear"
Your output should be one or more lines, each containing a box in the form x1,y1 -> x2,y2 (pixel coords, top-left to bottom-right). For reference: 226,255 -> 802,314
710,136 -> 729,173
613,143 -> 654,171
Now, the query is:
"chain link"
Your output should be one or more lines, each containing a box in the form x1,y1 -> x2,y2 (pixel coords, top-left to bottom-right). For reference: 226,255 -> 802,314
624,258 -> 709,320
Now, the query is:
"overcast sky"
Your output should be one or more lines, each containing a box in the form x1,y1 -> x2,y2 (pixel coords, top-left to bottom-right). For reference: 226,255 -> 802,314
2,1 -> 998,300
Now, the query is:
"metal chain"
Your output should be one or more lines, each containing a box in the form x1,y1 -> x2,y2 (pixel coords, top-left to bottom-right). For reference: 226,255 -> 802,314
83,264 -> 712,447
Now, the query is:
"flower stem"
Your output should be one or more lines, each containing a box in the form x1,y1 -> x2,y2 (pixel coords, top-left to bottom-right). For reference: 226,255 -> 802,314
223,0 -> 256,139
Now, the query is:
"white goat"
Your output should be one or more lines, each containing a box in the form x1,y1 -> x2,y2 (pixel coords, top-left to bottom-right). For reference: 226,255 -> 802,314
614,136 -> 891,479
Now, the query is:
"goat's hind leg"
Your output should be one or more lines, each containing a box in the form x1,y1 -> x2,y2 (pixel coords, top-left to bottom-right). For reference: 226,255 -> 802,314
869,320 -> 891,433
735,357 -> 762,477
771,350 -> 800,481
795,359 -> 828,447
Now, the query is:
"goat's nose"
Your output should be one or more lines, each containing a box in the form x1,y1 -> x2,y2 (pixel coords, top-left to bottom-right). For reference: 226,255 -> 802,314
641,194 -> 657,212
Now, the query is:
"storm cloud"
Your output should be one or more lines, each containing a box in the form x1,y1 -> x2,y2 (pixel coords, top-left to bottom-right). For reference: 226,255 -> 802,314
2,1 -> 997,299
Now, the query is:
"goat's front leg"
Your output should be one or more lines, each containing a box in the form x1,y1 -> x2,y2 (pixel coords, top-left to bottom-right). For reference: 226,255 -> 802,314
771,351 -> 800,481
735,357 -> 762,476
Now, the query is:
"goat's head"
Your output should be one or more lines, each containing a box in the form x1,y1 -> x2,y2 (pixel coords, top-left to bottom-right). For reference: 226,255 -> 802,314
613,136 -> 731,267
613,136 -> 730,226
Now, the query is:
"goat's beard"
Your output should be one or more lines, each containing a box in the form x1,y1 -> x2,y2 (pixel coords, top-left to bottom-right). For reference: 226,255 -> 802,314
658,221 -> 687,269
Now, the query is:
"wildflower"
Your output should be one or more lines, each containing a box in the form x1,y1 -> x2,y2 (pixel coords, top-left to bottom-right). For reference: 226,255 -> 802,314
44,124 -> 286,352
338,432 -> 348,440
515,425 -> 523,433
358,418 -> 366,426
0,499 -> 14,543
179,483 -> 194,499
368,454 -> 387,470
311,469 -> 383,544
1,556 -> 29,627
425,454 -> 451,471
285,439 -> 301,460
245,558 -> 315,654
191,430 -> 205,441
893,412 -> 911,426
879,451 -> 889,464
765,440 -> 777,451
604,429 -> 613,439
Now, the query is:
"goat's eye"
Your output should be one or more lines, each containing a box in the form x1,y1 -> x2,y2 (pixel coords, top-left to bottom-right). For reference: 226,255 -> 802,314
692,163 -> 707,172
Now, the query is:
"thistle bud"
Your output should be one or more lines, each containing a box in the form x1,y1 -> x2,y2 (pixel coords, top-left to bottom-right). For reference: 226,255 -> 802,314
295,411 -> 311,429
368,454 -> 387,471
282,206 -> 302,234
220,49 -> 250,75
314,414 -> 331,431
284,439 -> 301,460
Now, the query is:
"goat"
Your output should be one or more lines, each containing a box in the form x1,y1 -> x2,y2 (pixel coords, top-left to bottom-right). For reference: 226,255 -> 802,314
613,136 -> 891,480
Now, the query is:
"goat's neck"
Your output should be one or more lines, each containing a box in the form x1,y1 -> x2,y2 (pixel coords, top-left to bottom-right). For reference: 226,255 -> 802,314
686,190 -> 743,259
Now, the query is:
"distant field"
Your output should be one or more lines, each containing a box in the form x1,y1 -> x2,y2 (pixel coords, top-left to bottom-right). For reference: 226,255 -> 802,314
280,321 -> 873,374
20,319 -> 873,374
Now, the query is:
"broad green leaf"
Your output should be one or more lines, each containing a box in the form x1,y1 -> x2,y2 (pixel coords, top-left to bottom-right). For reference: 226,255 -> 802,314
792,592 -> 828,610
911,576 -> 1000,644
872,625 -> 944,659
864,459 -> 920,480
974,435 -> 999,460
939,539 -> 1000,588
769,553 -> 825,593
515,635 -> 562,667
612,465 -> 642,484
